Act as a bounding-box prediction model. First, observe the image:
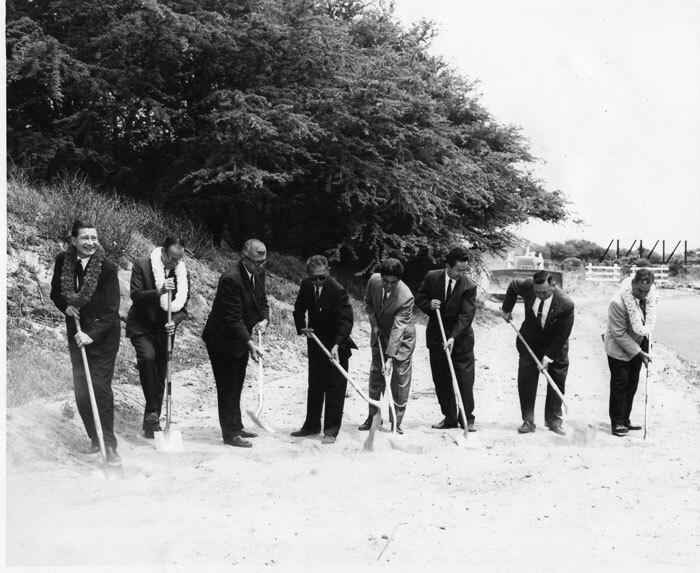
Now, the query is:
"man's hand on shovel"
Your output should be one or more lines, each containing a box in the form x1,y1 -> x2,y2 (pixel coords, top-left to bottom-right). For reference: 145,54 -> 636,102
74,331 -> 93,348
248,339 -> 264,362
164,321 -> 175,336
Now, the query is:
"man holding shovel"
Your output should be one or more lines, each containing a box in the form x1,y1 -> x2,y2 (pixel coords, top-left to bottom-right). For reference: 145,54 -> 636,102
416,246 -> 479,432
358,258 -> 416,434
203,239 -> 269,448
603,268 -> 656,436
50,220 -> 122,465
292,255 -> 356,444
126,237 -> 190,438
501,270 -> 574,435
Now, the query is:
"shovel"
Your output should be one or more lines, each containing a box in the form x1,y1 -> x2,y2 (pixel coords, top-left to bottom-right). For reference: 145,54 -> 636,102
247,330 -> 276,434
73,317 -> 123,478
644,337 -> 652,441
155,292 -> 184,452
307,332 -> 383,450
377,341 -> 398,435
435,309 -> 470,441
505,319 -> 595,444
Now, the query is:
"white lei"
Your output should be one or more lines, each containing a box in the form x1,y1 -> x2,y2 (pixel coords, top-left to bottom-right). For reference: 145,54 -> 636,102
619,276 -> 658,337
150,247 -> 189,313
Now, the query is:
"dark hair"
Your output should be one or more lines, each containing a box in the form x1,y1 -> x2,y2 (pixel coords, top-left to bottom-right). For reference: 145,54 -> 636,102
446,246 -> 469,267
71,220 -> 97,237
163,236 -> 187,250
632,268 -> 655,284
380,258 -> 404,278
533,270 -> 553,285
306,255 -> 328,271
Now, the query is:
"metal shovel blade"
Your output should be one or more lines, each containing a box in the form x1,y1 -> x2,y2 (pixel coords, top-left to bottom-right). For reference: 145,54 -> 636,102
247,409 -> 276,435
154,427 -> 184,452
362,412 -> 382,451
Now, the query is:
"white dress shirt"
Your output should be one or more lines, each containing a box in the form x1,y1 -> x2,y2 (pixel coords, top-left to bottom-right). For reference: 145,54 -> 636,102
532,294 -> 553,329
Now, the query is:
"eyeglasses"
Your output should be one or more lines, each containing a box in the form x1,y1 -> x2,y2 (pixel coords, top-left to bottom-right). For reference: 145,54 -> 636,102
309,274 -> 328,282
243,254 -> 267,267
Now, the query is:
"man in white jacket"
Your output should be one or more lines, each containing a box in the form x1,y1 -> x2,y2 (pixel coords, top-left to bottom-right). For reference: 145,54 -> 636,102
603,268 -> 656,436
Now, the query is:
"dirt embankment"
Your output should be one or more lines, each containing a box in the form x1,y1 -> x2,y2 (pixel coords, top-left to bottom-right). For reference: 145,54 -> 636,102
5,271 -> 699,569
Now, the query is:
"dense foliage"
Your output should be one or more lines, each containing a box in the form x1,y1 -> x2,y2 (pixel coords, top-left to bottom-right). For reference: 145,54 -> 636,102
7,0 -> 567,272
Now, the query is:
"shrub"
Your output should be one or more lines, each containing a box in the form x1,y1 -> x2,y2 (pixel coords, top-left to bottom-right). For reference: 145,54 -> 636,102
562,257 -> 583,270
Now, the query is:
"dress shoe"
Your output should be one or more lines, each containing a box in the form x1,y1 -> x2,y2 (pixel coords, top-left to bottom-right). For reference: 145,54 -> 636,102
431,419 -> 458,430
624,422 -> 642,431
143,412 -> 161,439
611,424 -> 628,436
291,427 -> 319,437
321,435 -> 336,444
237,429 -> 258,439
105,446 -> 122,466
390,423 -> 404,435
89,439 -> 100,454
467,422 -> 477,433
548,423 -> 567,436
517,421 -> 536,434
224,436 -> 253,448
358,416 -> 381,431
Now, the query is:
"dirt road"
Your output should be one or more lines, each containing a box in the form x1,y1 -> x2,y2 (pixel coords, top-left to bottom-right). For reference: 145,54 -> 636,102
5,295 -> 699,569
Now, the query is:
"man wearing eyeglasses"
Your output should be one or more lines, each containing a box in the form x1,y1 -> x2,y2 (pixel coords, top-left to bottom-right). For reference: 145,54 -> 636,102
415,246 -> 479,432
126,237 -> 191,438
291,255 -> 356,444
203,239 -> 269,448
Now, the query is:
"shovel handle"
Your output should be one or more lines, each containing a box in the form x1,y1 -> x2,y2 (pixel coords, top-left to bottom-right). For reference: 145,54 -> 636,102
73,317 -> 107,463
505,319 -> 568,413
309,333 -> 382,409
435,309 -> 469,434
377,337 -> 397,434
256,330 -> 264,417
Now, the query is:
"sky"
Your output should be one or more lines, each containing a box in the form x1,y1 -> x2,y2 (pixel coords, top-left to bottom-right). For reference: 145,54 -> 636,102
391,0 -> 700,249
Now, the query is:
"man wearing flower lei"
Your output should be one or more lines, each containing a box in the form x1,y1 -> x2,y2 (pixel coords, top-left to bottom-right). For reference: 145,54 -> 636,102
126,237 -> 191,438
603,268 -> 657,436
50,220 -> 122,465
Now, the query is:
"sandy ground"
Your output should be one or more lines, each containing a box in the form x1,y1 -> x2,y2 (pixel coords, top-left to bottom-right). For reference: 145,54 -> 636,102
5,294 -> 700,570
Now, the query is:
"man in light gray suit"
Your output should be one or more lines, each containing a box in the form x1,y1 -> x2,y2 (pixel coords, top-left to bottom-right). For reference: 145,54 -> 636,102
358,258 -> 416,434
604,268 -> 656,436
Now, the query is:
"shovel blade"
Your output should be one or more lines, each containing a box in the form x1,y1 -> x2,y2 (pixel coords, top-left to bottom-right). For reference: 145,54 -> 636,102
154,428 -> 184,452
246,409 -> 276,435
362,412 -> 382,451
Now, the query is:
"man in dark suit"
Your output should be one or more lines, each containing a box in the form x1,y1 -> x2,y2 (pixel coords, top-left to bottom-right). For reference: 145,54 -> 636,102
501,270 -> 575,435
415,246 -> 479,431
291,255 -> 356,444
126,236 -> 190,438
50,220 -> 122,465
202,239 -> 269,448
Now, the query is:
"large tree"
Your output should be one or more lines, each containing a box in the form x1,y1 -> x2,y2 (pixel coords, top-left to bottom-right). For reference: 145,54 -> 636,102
7,0 -> 568,271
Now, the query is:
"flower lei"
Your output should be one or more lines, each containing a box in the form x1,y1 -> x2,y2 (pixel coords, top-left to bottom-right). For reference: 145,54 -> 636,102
150,247 -> 188,312
619,276 -> 658,337
60,244 -> 105,308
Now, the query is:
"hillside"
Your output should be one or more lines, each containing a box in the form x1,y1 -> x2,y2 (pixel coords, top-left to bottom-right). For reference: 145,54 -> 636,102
5,178 -> 700,569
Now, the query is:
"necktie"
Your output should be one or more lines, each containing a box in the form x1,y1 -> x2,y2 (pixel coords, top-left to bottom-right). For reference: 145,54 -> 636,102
314,286 -> 320,302
639,298 -> 647,321
75,260 -> 84,290
382,290 -> 389,305
536,298 -> 544,327
445,279 -> 454,301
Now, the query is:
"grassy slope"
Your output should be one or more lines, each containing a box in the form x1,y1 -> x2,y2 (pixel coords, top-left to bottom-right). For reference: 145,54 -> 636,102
5,171 -> 369,408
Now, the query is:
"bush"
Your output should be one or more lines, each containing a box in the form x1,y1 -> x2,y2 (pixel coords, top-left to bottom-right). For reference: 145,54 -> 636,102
562,257 -> 583,270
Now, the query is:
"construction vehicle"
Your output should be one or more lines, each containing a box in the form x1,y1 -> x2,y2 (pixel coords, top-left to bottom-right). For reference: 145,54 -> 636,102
487,247 -> 563,301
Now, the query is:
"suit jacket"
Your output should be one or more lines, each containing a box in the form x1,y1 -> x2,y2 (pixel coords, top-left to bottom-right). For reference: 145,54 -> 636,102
125,256 -> 190,338
604,294 -> 646,361
415,269 -> 477,351
50,251 -> 121,352
293,276 -> 356,356
364,273 -> 416,361
501,278 -> 574,360
202,259 -> 270,357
